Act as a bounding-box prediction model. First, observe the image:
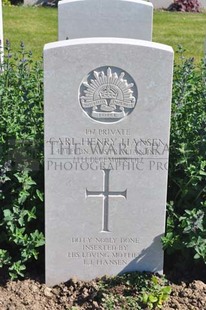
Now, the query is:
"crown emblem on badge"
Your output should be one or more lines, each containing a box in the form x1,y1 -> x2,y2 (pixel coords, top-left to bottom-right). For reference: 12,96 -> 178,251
79,66 -> 137,123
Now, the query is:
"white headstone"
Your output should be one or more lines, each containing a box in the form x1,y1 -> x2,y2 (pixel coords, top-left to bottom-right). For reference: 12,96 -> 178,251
0,0 -> 3,63
44,37 -> 173,286
58,0 -> 153,41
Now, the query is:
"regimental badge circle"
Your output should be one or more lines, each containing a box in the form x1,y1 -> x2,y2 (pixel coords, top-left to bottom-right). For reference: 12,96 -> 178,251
79,66 -> 138,123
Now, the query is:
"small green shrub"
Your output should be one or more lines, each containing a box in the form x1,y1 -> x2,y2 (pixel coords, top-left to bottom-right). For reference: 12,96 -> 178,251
163,47 -> 206,270
0,41 -> 44,279
2,0 -> 12,6
141,275 -> 171,309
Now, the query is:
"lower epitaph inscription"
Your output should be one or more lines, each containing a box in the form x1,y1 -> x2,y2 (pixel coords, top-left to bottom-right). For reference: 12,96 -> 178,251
68,237 -> 140,266
86,169 -> 127,232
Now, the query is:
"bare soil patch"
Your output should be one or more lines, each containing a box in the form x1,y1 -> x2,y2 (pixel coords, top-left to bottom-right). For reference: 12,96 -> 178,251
0,274 -> 206,309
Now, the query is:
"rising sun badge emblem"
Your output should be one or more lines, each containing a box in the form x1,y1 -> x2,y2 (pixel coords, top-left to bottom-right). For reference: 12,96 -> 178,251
79,66 -> 138,123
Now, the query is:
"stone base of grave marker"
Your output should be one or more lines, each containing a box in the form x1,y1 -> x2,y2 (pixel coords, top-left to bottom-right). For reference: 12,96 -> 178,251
44,38 -> 173,286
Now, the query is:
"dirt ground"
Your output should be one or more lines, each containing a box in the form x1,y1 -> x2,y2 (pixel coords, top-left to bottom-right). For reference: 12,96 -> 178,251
0,273 -> 206,310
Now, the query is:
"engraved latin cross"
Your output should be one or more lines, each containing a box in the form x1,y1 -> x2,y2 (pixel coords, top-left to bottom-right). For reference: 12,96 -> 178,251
86,169 -> 127,232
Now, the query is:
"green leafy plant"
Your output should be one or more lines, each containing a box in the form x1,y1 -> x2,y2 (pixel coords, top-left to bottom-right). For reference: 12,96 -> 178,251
141,275 -> 171,309
98,272 -> 171,310
163,47 -> 206,270
2,0 -> 12,6
0,41 -> 44,279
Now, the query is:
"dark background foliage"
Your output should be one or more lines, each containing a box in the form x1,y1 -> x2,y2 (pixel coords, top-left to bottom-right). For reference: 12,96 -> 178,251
168,0 -> 200,12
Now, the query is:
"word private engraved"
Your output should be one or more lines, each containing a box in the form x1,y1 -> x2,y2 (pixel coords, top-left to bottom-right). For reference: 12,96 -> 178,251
86,169 -> 127,232
79,66 -> 138,123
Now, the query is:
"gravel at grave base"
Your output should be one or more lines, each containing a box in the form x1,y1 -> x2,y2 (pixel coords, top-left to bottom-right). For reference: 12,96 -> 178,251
0,277 -> 206,310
